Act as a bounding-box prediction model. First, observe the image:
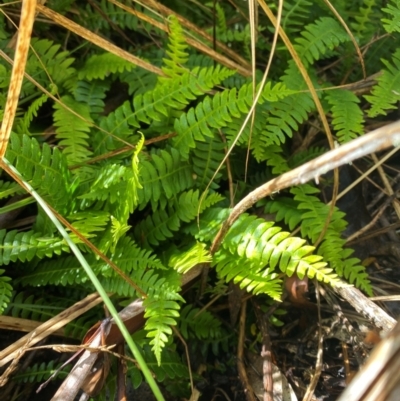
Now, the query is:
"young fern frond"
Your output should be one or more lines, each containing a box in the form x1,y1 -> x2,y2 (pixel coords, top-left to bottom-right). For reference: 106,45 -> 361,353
365,49 -> 400,117
160,15 -> 189,80
16,93 -> 48,135
325,89 -> 364,143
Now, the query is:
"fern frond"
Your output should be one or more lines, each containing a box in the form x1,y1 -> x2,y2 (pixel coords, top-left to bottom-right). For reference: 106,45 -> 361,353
0,230 -> 68,265
263,197 -> 303,230
173,82 -> 294,158
74,80 -> 108,116
365,49 -> 400,117
13,360 -> 69,384
0,180 -> 24,200
326,89 -> 364,143
215,214 -> 339,297
294,17 -> 350,65
191,135 -> 226,189
138,147 -> 194,209
140,345 -> 189,381
25,38 -> 75,92
53,95 -> 93,165
351,0 -> 377,38
160,15 -> 189,80
179,305 -> 223,340
168,242 -> 211,274
6,134 -> 75,213
281,0 -> 313,34
135,190 -> 223,246
382,0 -> 400,33
68,211 -> 110,240
95,66 -> 234,154
0,269 -> 12,313
291,184 -> 372,294
16,94 -> 48,135
78,52 -> 135,81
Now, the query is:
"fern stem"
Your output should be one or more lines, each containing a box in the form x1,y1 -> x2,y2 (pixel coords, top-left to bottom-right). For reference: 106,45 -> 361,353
1,157 -> 166,401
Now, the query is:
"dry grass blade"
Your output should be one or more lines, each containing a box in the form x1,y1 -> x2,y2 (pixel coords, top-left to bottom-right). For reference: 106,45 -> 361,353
139,0 -> 251,68
36,4 -> 163,76
110,0 -> 251,76
0,0 -> 36,158
0,293 -> 103,368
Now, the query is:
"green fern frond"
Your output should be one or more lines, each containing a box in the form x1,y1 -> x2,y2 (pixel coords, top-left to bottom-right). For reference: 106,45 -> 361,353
140,345 -> 189,381
160,15 -> 189,80
79,164 -> 129,203
191,135 -> 226,189
186,207 -> 231,242
95,66 -> 234,154
179,305 -> 223,340
0,229 -> 68,265
294,17 -> 350,65
291,184 -> 372,294
263,197 -> 303,231
169,242 -> 211,274
74,80 -> 108,116
68,211 -> 110,240
16,94 -> 48,135
0,180 -> 24,200
78,52 -> 135,81
173,81 -> 294,158
382,0 -> 400,33
25,38 -> 75,93
6,134 -> 75,213
138,147 -> 194,209
326,89 -> 364,143
18,236 -> 164,288
135,190 -> 223,247
0,269 -> 12,313
214,252 -> 283,299
53,95 -> 93,165
351,0 -> 377,38
13,360 -> 69,384
365,49 -> 400,117
121,68 -> 158,96
282,0 -> 313,34
215,214 -> 339,296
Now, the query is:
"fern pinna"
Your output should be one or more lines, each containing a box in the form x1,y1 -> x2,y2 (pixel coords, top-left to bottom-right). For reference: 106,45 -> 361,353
1,2 -> 396,379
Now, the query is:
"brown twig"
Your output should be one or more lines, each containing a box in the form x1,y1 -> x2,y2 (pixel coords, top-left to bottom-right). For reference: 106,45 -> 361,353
237,300 -> 257,401
252,299 -> 274,401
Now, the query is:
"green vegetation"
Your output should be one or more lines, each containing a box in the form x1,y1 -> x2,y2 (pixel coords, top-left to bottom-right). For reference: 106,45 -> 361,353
1,0 -> 399,399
